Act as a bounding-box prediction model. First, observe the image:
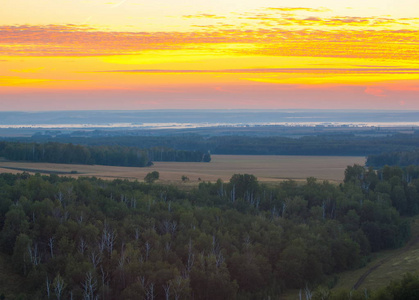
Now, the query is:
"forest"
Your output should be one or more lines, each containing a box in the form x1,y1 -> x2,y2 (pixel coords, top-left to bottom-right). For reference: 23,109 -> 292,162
0,163 -> 418,299
367,149 -> 419,168
0,142 -> 211,167
8,129 -> 419,157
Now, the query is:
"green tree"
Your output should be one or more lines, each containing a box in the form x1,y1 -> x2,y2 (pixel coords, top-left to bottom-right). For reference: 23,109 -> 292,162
144,171 -> 159,183
229,174 -> 259,200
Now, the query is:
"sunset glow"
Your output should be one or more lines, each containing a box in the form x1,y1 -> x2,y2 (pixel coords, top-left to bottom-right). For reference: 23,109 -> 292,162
1,0 -> 419,110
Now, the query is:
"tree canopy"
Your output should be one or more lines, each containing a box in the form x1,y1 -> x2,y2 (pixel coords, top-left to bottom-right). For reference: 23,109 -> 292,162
0,164 -> 417,299
144,171 -> 159,183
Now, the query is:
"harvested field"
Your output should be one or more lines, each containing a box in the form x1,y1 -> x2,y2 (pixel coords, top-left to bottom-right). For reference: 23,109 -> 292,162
0,155 -> 365,183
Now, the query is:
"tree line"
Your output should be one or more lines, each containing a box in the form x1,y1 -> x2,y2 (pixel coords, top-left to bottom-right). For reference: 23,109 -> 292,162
367,149 -> 419,168
0,142 -> 210,167
13,130 -> 419,156
0,164 -> 418,299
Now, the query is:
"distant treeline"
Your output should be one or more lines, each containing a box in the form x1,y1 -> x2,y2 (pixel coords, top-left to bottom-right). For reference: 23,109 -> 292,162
20,131 -> 419,156
147,146 -> 211,163
367,149 -> 419,168
0,142 -> 211,167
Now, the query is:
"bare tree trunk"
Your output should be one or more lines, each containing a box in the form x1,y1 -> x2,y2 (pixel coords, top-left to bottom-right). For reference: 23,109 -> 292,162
53,275 -> 66,300
46,277 -> 51,299
48,237 -> 54,258
82,271 -> 97,300
163,282 -> 171,300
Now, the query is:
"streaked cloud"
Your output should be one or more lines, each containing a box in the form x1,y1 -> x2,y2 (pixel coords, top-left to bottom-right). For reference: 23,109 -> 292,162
100,68 -> 419,74
265,7 -> 331,13
1,25 -> 419,62
183,14 -> 226,19
280,16 -> 415,27
0,76 -> 51,86
239,12 -> 419,28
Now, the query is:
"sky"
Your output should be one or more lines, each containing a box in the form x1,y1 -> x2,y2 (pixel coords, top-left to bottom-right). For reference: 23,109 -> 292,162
1,0 -> 419,111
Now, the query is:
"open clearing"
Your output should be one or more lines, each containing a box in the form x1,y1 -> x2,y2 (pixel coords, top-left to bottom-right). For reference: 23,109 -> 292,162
0,155 -> 365,183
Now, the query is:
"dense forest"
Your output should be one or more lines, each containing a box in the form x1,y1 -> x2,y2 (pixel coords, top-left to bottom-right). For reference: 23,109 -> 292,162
12,130 -> 419,156
0,164 -> 418,299
367,149 -> 419,168
0,142 -> 211,167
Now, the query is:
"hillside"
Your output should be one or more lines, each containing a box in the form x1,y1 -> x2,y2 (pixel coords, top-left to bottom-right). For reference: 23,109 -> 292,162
0,164 -> 417,299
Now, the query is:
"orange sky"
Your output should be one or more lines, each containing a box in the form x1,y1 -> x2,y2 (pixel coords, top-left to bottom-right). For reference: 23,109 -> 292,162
1,0 -> 419,110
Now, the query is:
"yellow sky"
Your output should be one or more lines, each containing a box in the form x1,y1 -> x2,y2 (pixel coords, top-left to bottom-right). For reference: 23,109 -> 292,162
1,0 -> 419,110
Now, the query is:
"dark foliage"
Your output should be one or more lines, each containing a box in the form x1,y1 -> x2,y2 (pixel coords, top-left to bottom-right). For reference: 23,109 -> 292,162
15,131 -> 419,156
367,149 -> 419,168
0,141 -> 211,167
0,164 -> 416,299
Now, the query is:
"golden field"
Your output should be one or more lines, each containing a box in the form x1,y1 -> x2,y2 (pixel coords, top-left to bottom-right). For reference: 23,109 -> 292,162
0,155 -> 365,183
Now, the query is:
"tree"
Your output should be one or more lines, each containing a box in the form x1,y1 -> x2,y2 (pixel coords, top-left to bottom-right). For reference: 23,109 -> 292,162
344,164 -> 365,185
229,174 -> 259,200
144,171 -> 159,183
53,274 -> 66,300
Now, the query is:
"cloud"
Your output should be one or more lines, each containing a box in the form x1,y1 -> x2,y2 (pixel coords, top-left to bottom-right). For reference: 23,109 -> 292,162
265,7 -> 331,13
326,17 -> 369,25
304,17 -> 321,22
236,9 -> 417,28
183,14 -> 226,19
273,16 -> 406,27
0,25 -> 191,56
365,87 -> 387,97
1,25 -> 418,61
0,76 -> 51,86
99,68 -> 419,74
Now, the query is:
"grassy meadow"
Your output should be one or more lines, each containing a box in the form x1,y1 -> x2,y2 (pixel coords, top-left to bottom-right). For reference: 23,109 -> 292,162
0,155 -> 365,184
332,216 -> 419,292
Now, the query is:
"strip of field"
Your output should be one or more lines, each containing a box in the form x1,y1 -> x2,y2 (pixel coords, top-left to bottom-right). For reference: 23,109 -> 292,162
333,217 -> 419,292
0,155 -> 365,183
0,165 -> 78,175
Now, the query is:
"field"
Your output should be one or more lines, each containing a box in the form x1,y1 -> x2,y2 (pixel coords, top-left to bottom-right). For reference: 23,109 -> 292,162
333,216 -> 419,292
0,155 -> 365,183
